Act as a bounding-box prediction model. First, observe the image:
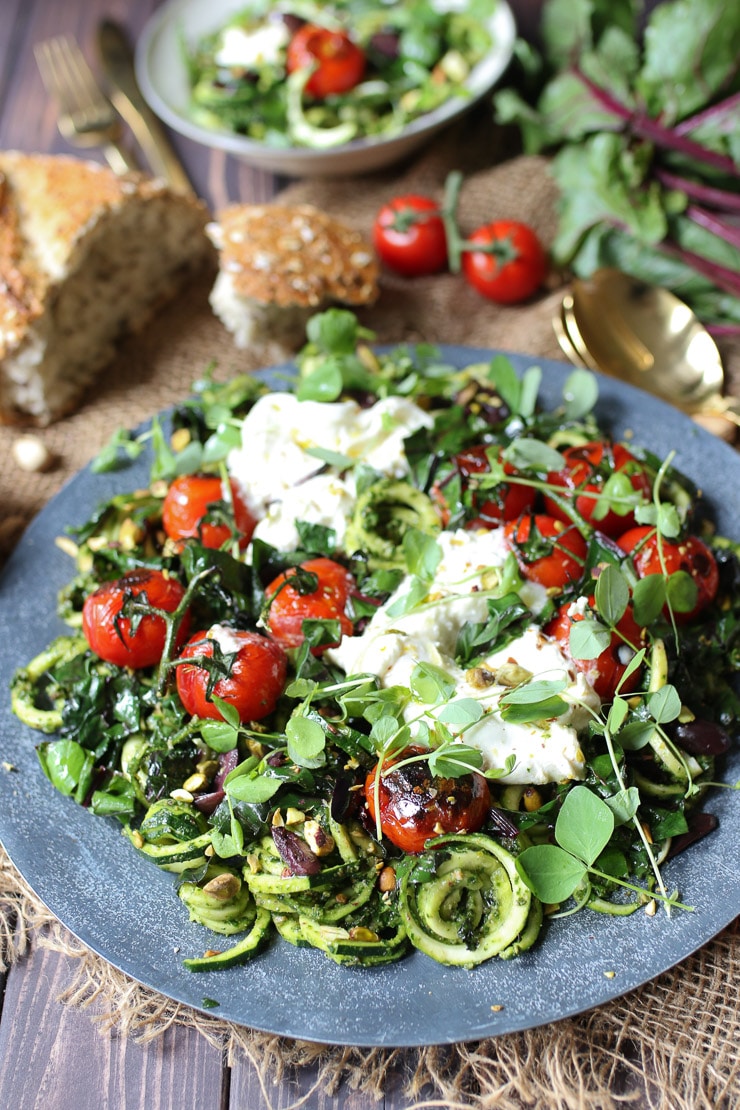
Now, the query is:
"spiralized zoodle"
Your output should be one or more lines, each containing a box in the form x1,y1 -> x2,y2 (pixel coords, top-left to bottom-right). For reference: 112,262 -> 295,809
10,311 -> 740,971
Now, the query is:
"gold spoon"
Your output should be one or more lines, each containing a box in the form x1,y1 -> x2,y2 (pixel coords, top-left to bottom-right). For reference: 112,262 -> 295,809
565,268 -> 740,426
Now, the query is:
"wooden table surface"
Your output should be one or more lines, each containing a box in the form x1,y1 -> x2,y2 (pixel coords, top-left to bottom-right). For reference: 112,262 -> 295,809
0,2 -> 660,1108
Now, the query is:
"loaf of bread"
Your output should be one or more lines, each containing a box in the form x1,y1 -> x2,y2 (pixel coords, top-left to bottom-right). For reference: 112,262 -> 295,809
206,203 -> 378,353
0,152 -> 212,425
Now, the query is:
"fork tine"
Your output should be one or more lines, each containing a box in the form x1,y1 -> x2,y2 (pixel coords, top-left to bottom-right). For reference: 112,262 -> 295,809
59,36 -> 108,117
34,39 -> 74,116
34,34 -> 141,173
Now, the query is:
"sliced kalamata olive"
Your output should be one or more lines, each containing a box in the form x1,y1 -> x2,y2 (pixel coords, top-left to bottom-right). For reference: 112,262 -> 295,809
488,807 -> 520,840
272,825 -> 321,875
193,790 -> 222,815
674,719 -> 731,757
666,812 -> 719,859
330,773 -> 352,822
193,749 -> 240,814
267,751 -> 288,768
369,31 -> 400,60
455,381 -> 509,426
280,12 -> 305,34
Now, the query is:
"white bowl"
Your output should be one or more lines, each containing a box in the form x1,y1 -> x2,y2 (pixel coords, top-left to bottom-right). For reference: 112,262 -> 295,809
135,0 -> 516,177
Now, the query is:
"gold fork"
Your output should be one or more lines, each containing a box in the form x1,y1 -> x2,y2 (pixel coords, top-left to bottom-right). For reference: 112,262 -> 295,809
35,35 -> 140,175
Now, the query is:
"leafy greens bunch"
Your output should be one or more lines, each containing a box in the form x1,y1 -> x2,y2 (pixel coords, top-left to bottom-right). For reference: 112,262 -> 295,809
494,0 -> 740,332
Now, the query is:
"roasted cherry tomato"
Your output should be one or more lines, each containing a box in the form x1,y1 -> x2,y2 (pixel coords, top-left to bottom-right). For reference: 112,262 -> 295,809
461,220 -> 547,304
546,596 -> 644,701
364,745 -> 490,853
286,24 -> 365,98
372,195 -> 448,277
82,568 -> 190,669
176,628 -> 287,722
503,514 -> 588,589
162,474 -> 256,551
454,443 -> 536,528
545,442 -> 652,537
617,526 -> 719,622
264,557 -> 356,652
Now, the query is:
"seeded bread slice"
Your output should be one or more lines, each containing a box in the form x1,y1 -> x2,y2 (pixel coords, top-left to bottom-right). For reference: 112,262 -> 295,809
0,152 -> 212,426
206,203 -> 378,352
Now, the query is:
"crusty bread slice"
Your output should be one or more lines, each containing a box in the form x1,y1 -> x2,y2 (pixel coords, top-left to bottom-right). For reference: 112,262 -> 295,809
0,152 -> 212,425
206,203 -> 378,352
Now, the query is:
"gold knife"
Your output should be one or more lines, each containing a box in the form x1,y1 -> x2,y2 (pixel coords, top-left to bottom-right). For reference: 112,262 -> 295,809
96,19 -> 196,196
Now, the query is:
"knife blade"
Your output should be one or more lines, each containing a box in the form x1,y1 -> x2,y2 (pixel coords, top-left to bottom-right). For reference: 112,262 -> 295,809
97,19 -> 196,196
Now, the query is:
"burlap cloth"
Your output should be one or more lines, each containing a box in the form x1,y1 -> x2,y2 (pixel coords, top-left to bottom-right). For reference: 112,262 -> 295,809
2,113 -> 739,1107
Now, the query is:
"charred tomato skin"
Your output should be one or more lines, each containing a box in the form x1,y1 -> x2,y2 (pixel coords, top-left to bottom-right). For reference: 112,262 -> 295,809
616,526 -> 719,622
82,568 -> 190,669
503,513 -> 588,590
545,441 -> 652,537
264,557 -> 356,652
546,596 -> 644,701
364,745 -> 491,853
162,474 -> 256,550
176,628 -> 287,722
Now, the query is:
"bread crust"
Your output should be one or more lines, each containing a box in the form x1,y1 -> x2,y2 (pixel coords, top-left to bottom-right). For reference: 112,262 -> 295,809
207,203 -> 378,309
0,152 -> 211,425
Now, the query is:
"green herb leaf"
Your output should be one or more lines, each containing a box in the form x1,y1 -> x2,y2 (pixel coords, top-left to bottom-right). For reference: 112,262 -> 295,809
632,575 -> 667,626
569,617 -> 611,660
647,684 -> 681,724
604,785 -> 640,826
555,785 -> 615,866
402,529 -> 442,579
607,695 -> 629,734
594,563 -> 629,625
427,742 -> 484,776
37,739 -> 95,803
562,368 -> 598,420
618,720 -> 655,751
285,716 -> 327,768
296,359 -> 344,402
200,720 -> 239,753
410,662 -> 457,705
437,698 -> 484,725
226,774 -> 282,804
516,844 -> 588,903
503,438 -> 566,473
211,694 -> 240,730
666,571 -> 698,614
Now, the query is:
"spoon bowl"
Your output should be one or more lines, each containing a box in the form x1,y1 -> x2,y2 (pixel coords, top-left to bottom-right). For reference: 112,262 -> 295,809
566,269 -> 737,421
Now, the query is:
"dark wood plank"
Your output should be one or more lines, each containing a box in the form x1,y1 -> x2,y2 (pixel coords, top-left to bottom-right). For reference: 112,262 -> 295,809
230,1055 -> 384,1110
0,944 -> 226,1109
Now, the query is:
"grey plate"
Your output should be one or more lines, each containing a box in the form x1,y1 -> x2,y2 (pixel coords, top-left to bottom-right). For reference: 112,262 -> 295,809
1,348 -> 738,1048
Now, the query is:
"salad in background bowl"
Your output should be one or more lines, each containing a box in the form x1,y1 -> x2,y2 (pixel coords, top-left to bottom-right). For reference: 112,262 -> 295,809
135,0 -> 516,176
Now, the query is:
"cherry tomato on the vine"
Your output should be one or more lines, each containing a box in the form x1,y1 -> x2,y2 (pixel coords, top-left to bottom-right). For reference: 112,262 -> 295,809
364,745 -> 490,853
286,24 -> 365,98
162,474 -> 256,550
264,557 -> 357,652
461,220 -> 547,305
503,513 -> 588,589
455,443 -> 536,528
82,568 -> 190,669
546,596 -> 644,701
176,628 -> 287,723
545,442 -> 652,537
616,526 -> 719,622
372,195 -> 448,277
